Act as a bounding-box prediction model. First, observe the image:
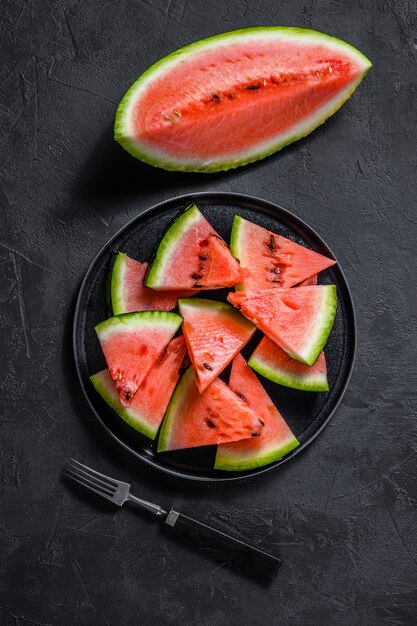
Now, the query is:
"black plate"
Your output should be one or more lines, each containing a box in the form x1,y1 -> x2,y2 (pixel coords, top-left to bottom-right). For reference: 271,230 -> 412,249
73,192 -> 356,482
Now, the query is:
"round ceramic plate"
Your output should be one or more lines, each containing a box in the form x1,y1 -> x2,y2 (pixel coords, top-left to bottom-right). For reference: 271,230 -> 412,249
73,192 -> 356,482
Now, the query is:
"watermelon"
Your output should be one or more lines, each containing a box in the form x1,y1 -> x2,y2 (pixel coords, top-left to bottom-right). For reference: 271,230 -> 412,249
298,274 -> 318,287
230,216 -> 335,290
110,252 -> 194,315
215,355 -> 299,470
146,203 -> 242,290
249,336 -> 329,392
157,366 -> 263,452
178,298 -> 255,392
90,337 -> 187,439
114,27 -> 371,172
95,311 -> 182,406
228,285 -> 337,366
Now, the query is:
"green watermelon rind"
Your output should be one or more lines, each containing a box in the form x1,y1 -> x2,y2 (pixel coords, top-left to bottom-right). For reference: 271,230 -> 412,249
230,215 -> 247,290
114,26 -> 372,173
214,436 -> 300,471
248,353 -> 329,392
110,252 -> 129,316
90,370 -> 158,439
145,203 -> 201,289
157,365 -> 194,453
95,310 -> 183,340
297,285 -> 337,366
178,297 -> 256,334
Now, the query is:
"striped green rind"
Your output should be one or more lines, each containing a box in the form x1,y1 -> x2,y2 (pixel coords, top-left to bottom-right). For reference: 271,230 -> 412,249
114,27 -> 372,173
90,370 -> 157,439
145,203 -> 201,289
249,354 -> 329,391
95,311 -> 182,340
214,436 -> 300,471
157,366 -> 193,453
178,297 -> 255,333
299,285 -> 337,366
110,252 -> 129,316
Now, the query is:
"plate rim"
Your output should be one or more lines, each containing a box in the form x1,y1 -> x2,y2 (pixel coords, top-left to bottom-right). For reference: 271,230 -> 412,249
73,191 -> 357,482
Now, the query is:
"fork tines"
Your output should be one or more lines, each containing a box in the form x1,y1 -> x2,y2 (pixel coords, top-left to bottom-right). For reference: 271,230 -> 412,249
62,458 -> 119,502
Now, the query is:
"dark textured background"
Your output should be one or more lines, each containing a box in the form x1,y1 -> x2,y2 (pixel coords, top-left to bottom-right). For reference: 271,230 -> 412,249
1,1 -> 416,624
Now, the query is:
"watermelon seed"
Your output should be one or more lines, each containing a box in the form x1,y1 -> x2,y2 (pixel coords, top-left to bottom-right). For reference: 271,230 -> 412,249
173,110 -> 181,118
163,115 -> 175,123
206,419 -> 216,429
125,392 -> 131,401
251,433 -> 261,437
266,235 -> 276,251
235,391 -> 247,403
246,85 -> 260,90
212,93 -> 220,103
259,419 -> 265,426
191,273 -> 202,280
202,362 -> 213,371
199,255 -> 207,261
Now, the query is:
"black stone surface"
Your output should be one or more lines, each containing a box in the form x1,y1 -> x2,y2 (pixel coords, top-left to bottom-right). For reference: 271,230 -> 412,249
1,2 -> 416,624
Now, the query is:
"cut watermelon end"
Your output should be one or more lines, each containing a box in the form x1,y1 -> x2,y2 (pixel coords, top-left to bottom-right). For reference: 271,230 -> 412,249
110,252 -> 129,316
230,215 -> 246,290
249,353 -> 329,392
90,370 -> 158,439
157,366 -> 193,452
295,284 -> 337,366
95,310 -> 183,339
146,203 -> 201,289
214,436 -> 300,471
114,27 -> 372,173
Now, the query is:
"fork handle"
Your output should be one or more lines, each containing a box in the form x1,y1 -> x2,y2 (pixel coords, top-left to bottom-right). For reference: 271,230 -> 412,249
164,508 -> 281,579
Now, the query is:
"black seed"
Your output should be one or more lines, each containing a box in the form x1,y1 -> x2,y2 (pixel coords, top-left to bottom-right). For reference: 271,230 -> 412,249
125,392 -> 131,401
251,432 -> 261,437
206,418 -> 216,428
246,85 -> 260,90
203,362 -> 213,371
235,391 -> 247,403
212,94 -> 220,103
199,256 -> 207,261
266,234 -> 276,251
191,273 -> 202,280
259,419 -> 265,426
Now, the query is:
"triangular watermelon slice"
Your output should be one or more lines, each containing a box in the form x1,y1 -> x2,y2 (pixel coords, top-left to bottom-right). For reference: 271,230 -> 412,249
249,336 -> 329,391
95,311 -> 182,406
145,203 -> 243,291
178,298 -> 255,392
90,337 -> 187,439
215,355 -> 299,471
157,366 -> 263,452
228,285 -> 337,366
110,252 -> 194,315
230,216 -> 336,290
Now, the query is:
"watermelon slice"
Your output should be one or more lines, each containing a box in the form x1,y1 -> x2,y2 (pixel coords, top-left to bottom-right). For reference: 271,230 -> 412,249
90,337 -> 187,439
95,311 -> 182,406
146,203 -> 242,291
215,355 -> 299,470
228,285 -> 337,366
230,216 -> 335,290
157,367 -> 263,452
114,27 -> 371,172
178,298 -> 255,392
110,252 -> 194,315
249,336 -> 329,392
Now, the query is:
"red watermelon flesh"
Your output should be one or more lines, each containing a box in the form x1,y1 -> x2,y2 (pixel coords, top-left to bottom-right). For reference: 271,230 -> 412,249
231,216 -> 335,290
178,298 -> 256,392
249,336 -> 329,392
215,355 -> 299,470
115,28 -> 371,172
111,253 -> 194,315
157,367 -> 263,452
298,274 -> 318,287
146,203 -> 243,291
228,285 -> 337,366
90,336 -> 186,440
95,311 -> 182,406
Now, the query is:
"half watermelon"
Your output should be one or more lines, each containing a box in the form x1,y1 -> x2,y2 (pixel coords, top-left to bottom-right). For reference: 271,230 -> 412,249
95,311 -> 182,406
157,367 -> 263,452
215,355 -> 299,470
249,336 -> 329,392
110,252 -> 194,315
115,27 -> 371,172
90,336 -> 186,439
230,216 -> 335,290
146,203 -> 242,290
228,285 -> 337,366
178,298 -> 255,392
